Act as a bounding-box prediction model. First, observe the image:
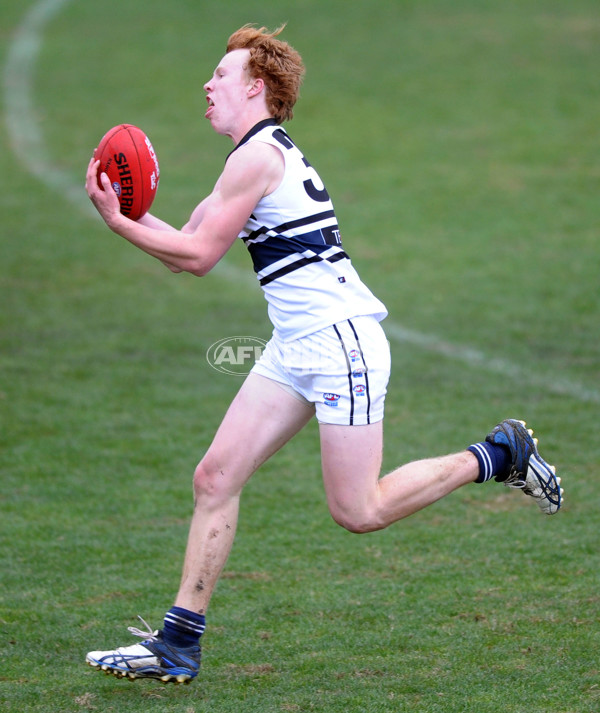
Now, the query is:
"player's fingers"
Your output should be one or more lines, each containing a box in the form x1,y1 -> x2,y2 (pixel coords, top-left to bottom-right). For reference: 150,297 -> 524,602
85,157 -> 99,183
99,171 -> 117,195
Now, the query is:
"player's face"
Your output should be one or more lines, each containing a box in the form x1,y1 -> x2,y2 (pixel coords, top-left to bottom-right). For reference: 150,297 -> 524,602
204,49 -> 253,137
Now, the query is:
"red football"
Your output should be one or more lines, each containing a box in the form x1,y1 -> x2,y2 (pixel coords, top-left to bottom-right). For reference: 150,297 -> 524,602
95,124 -> 160,221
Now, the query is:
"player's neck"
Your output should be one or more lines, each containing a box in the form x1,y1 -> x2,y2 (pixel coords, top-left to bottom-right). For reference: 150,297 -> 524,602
230,110 -> 274,146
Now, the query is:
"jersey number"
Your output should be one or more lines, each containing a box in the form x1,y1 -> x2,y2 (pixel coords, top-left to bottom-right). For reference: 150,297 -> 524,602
273,129 -> 330,203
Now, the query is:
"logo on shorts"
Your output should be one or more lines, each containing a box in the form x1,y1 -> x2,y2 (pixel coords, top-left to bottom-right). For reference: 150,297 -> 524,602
353,384 -> 366,396
348,349 -> 361,362
352,368 -> 366,377
206,336 -> 267,375
323,392 -> 341,407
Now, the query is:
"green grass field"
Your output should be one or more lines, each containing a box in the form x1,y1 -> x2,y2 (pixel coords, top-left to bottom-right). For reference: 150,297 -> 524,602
1,0 -> 599,711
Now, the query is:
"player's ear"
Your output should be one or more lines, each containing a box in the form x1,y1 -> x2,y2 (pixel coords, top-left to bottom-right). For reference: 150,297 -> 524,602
248,77 -> 265,98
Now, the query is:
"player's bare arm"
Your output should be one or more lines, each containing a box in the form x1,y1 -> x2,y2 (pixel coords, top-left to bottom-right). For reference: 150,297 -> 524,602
127,195 -> 209,272
132,213 -> 183,272
85,140 -> 283,275
135,201 -> 213,272
180,196 -> 211,234
136,213 -> 178,232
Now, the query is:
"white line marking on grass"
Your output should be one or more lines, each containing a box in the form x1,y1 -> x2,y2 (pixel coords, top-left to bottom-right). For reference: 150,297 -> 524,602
384,322 -> 600,404
3,0 -> 96,216
4,0 -> 599,405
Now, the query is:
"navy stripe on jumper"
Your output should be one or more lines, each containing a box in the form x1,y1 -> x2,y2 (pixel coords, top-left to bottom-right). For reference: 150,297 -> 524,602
242,210 -> 337,244
248,230 -> 342,274
258,249 -> 349,286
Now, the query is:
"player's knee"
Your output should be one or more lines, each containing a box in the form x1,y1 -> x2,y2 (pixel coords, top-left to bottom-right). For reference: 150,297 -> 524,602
192,459 -> 229,504
329,503 -> 382,534
192,461 -> 211,498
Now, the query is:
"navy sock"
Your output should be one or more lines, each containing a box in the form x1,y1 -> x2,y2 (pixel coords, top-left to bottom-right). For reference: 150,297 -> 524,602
468,442 -> 511,483
163,606 -> 206,649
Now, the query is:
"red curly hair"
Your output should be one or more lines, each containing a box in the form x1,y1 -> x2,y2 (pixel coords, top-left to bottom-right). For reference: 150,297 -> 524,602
226,24 -> 305,124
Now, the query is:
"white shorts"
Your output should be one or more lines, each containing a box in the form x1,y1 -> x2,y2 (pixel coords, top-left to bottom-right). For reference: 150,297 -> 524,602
251,316 -> 391,425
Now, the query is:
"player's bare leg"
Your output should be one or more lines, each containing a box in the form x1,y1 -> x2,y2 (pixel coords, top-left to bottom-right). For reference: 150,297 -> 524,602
319,421 -> 478,533
86,374 -> 314,683
176,374 -> 315,614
